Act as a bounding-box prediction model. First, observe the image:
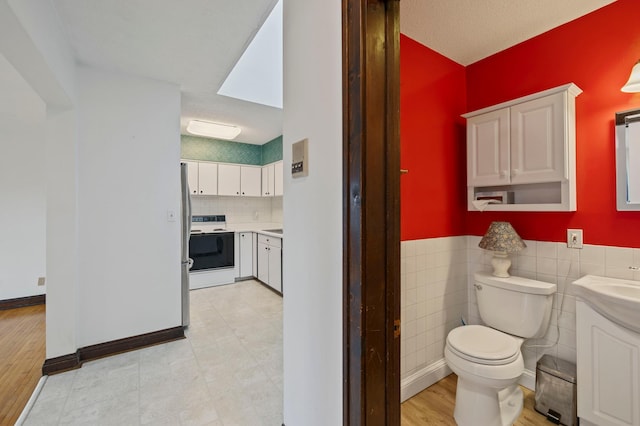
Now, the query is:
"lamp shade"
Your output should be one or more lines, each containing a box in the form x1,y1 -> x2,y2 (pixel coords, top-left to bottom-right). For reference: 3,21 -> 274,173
478,221 -> 526,253
621,60 -> 640,93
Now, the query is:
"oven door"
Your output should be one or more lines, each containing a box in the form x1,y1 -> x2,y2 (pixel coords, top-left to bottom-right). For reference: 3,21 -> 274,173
189,232 -> 235,271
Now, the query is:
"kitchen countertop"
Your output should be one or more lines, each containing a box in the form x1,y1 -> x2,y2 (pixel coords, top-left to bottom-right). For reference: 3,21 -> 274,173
226,223 -> 283,238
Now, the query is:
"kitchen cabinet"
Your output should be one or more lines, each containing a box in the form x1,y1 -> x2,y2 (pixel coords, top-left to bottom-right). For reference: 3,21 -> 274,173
184,161 -> 217,196
464,83 -> 582,211
218,164 -> 261,196
238,232 -> 255,278
257,233 -> 282,293
274,161 -> 283,196
261,161 -> 283,197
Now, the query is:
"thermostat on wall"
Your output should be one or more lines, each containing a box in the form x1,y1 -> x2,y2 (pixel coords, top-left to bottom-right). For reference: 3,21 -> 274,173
292,138 -> 309,178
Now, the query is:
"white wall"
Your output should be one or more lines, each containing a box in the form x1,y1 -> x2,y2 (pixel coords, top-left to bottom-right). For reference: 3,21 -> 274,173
76,66 -> 182,346
0,53 -> 46,300
282,0 -> 343,424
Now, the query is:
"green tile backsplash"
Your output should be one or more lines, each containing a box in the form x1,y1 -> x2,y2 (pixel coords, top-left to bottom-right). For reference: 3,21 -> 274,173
181,134 -> 282,166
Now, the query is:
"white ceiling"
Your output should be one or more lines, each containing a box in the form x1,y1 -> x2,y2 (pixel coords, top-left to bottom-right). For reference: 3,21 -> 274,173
401,0 -> 616,66
51,0 -> 616,145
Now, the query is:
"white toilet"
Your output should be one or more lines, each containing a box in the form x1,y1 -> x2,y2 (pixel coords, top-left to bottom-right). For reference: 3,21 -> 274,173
444,271 -> 556,426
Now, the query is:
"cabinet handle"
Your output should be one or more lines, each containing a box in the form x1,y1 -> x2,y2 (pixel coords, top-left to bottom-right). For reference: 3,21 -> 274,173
200,190 -> 203,193
500,170 -> 508,178
511,169 -> 519,176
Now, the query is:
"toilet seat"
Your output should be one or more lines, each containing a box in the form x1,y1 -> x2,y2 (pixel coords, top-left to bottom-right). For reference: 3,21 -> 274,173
446,325 -> 520,366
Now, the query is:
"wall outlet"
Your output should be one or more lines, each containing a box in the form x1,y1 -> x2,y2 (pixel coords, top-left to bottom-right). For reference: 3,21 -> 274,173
37,276 -> 46,286
567,229 -> 583,249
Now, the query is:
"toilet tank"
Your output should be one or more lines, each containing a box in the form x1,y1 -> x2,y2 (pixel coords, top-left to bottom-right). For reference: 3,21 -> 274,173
475,272 -> 557,338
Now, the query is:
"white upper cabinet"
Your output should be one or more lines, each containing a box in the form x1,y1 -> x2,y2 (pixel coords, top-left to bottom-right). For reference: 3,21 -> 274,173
217,163 -> 241,196
274,161 -> 283,196
261,161 -> 283,197
218,164 -> 262,196
464,83 -> 582,211
184,161 -> 217,196
262,163 -> 275,196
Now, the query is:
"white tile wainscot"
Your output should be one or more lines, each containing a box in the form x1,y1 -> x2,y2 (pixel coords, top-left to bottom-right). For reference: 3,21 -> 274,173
401,235 -> 640,399
400,236 -> 468,401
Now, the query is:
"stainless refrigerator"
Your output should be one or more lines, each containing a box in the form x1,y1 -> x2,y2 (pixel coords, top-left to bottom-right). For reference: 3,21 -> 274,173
180,163 -> 192,327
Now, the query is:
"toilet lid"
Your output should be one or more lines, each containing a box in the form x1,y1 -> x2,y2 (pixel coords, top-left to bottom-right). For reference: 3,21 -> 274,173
447,325 -> 520,365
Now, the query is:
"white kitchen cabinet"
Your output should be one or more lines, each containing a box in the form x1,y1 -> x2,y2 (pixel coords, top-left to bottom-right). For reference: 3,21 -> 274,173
261,161 -> 283,197
261,164 -> 275,196
217,164 -> 261,196
257,233 -> 282,293
184,160 -> 217,196
238,232 -> 255,278
464,83 -> 582,211
274,161 -> 283,196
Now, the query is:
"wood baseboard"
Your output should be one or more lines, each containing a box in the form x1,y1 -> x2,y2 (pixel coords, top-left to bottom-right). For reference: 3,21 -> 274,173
42,326 -> 185,375
0,294 -> 45,311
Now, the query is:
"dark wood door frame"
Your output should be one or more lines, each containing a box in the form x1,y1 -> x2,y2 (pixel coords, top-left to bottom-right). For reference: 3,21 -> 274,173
343,0 -> 401,424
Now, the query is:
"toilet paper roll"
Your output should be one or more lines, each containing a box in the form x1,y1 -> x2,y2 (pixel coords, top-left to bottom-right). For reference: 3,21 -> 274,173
472,199 -> 500,212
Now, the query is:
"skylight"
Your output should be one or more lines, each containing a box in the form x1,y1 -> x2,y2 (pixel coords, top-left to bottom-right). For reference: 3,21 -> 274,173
217,0 -> 282,109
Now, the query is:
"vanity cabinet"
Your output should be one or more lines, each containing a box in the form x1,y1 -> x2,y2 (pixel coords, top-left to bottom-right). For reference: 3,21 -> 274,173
576,301 -> 640,426
184,161 -> 218,196
217,164 -> 261,197
464,83 -> 582,211
257,233 -> 282,293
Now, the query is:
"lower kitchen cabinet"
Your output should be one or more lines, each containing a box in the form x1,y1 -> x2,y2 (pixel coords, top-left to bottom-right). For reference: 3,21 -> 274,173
257,233 -> 282,293
238,232 -> 255,278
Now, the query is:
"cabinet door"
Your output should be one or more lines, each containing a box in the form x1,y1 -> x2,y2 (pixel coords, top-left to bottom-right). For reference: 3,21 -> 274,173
257,242 -> 269,283
239,232 -> 254,277
274,161 -> 283,196
268,245 -> 282,293
261,164 -> 274,196
240,166 -> 262,196
467,108 -> 510,186
198,162 -> 218,195
184,161 -> 199,195
218,164 -> 241,196
510,91 -> 566,184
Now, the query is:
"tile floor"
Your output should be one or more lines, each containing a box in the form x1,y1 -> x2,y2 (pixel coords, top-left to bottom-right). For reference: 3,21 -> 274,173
23,280 -> 283,425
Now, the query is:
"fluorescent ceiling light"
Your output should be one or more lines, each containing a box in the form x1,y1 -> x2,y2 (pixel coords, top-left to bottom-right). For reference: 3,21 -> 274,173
186,120 -> 241,140
217,0 -> 282,108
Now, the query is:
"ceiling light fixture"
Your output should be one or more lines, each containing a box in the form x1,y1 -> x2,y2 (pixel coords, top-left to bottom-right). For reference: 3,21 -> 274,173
621,60 -> 640,93
186,120 -> 241,140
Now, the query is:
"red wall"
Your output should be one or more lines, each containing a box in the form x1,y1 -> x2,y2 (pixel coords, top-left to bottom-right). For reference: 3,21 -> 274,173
400,34 -> 467,241
465,0 -> 640,247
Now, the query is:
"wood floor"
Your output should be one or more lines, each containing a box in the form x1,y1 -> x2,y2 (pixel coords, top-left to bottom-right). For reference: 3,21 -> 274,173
0,304 -> 45,426
402,374 -> 550,425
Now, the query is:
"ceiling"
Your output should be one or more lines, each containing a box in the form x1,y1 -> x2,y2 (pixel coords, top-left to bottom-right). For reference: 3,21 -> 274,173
51,0 -> 616,145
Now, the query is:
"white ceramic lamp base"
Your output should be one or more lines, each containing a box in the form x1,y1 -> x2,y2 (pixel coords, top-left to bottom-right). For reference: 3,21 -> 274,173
491,251 -> 511,277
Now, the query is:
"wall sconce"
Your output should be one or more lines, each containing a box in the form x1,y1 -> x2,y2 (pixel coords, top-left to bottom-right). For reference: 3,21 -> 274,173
478,221 -> 526,277
621,60 -> 640,93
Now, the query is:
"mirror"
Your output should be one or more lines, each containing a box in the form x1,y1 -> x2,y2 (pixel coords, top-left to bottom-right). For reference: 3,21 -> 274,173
615,108 -> 640,210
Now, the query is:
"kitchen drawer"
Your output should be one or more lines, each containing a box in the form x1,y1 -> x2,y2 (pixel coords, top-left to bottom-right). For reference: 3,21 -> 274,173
258,233 -> 282,248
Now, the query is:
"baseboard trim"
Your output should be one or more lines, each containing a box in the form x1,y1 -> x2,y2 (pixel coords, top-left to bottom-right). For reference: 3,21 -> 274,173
0,294 -> 45,310
519,367 -> 536,391
401,358 -> 451,402
43,326 -> 185,375
15,375 -> 47,425
42,353 -> 80,375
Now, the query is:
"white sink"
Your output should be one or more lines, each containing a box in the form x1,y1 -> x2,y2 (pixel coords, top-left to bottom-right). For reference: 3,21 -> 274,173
572,275 -> 640,333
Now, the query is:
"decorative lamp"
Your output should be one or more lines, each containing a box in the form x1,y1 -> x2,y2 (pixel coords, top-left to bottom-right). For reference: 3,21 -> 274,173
621,60 -> 640,93
478,221 -> 526,278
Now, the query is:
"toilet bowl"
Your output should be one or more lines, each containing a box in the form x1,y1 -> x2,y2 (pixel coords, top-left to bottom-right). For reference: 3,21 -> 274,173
444,272 -> 556,426
445,325 -> 525,426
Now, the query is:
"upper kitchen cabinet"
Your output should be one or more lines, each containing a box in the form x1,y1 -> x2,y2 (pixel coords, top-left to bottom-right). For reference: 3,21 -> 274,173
184,161 -> 218,196
218,163 -> 262,196
261,161 -> 284,197
464,83 -> 582,212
